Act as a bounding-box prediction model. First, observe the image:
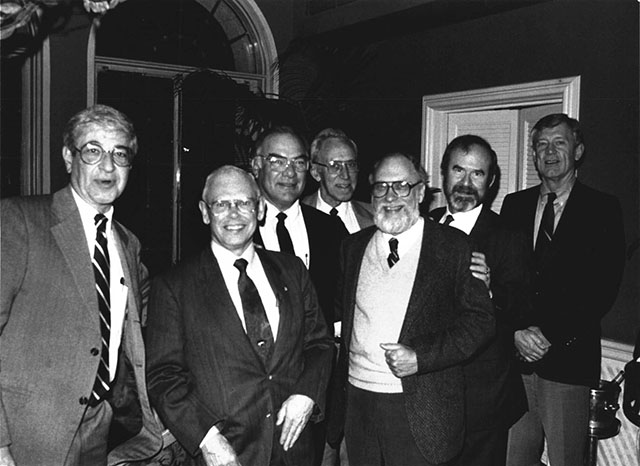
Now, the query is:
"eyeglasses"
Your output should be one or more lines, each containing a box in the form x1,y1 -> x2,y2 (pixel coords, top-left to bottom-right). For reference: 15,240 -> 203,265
204,198 -> 258,216
74,143 -> 132,167
260,154 -> 309,172
314,160 -> 359,175
371,181 -> 423,198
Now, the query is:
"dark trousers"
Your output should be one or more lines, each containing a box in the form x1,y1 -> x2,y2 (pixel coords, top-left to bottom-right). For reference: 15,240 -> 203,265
344,383 -> 444,466
449,426 -> 508,466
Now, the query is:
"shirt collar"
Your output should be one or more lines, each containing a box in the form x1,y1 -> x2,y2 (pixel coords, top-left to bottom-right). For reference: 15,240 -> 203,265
70,186 -> 114,225
210,240 -> 256,265
540,177 -> 576,206
379,216 -> 424,257
444,204 -> 482,235
264,198 -> 302,221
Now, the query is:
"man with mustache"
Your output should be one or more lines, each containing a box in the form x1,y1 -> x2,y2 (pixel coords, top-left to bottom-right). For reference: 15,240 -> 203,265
328,152 -> 495,466
430,135 -> 529,466
502,114 -> 625,466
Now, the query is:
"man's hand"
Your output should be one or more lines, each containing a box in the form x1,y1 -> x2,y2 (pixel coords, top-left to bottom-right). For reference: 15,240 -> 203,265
83,0 -> 123,14
201,431 -> 241,466
470,251 -> 491,290
380,343 -> 418,377
515,326 -> 551,362
276,394 -> 314,451
0,446 -> 16,466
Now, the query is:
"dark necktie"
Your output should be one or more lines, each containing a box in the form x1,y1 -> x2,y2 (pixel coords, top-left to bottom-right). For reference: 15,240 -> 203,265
234,259 -> 274,363
276,212 -> 295,255
443,214 -> 454,226
90,213 -> 111,406
387,237 -> 400,268
330,207 -> 339,217
534,192 -> 557,264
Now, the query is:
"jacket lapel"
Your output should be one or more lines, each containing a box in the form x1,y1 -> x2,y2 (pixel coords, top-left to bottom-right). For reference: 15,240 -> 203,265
50,186 -> 97,322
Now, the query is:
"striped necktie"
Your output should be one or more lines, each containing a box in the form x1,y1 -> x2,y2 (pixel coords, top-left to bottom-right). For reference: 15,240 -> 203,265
387,237 -> 400,268
90,213 -> 111,406
534,192 -> 557,265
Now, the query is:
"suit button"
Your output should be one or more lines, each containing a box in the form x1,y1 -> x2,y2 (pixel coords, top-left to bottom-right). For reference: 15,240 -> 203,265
266,413 -> 272,419
268,375 -> 273,381
79,396 -> 89,405
90,347 -> 99,356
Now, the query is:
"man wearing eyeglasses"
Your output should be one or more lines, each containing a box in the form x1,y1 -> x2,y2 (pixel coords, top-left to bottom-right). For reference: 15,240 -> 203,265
303,128 -> 374,234
328,152 -> 494,466
0,105 -> 162,466
146,165 -> 333,466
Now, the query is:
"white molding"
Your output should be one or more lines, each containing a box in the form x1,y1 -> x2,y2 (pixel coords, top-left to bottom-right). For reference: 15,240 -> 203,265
421,76 -> 581,198
602,338 -> 635,364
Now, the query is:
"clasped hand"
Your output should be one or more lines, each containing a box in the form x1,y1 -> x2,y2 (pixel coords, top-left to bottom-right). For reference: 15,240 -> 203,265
514,326 -> 551,362
380,342 -> 418,377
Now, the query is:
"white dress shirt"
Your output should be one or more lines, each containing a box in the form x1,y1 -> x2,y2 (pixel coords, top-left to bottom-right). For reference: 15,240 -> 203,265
439,204 -> 483,235
312,190 -> 361,234
71,188 -> 127,381
259,199 -> 310,268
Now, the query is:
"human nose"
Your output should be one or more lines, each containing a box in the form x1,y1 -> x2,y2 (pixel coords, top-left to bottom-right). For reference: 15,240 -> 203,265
98,150 -> 116,171
384,186 -> 398,201
282,160 -> 296,177
461,172 -> 472,186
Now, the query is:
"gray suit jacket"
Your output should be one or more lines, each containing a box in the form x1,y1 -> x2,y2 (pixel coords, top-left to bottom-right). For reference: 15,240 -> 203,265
328,219 -> 495,463
0,186 -> 163,466
302,190 -> 375,231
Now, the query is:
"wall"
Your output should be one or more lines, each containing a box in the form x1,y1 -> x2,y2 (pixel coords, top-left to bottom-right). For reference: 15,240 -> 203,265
280,0 -> 639,343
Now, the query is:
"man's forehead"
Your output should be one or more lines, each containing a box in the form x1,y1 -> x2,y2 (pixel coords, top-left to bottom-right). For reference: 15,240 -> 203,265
262,133 -> 306,157
76,124 -> 129,143
206,171 -> 256,199
536,123 -> 572,139
374,156 -> 416,180
450,146 -> 491,168
321,139 -> 356,161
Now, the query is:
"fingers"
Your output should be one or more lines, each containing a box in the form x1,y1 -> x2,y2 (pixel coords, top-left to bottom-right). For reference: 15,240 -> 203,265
380,343 -> 418,377
277,396 -> 313,451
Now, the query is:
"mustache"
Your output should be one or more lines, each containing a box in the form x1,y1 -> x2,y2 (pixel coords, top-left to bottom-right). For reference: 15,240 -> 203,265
451,185 -> 479,197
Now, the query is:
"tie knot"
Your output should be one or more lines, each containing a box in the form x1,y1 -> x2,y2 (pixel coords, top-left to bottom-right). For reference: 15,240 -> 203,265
389,237 -> 398,253
276,212 -> 287,222
234,258 -> 248,273
330,207 -> 338,217
443,214 -> 454,226
547,192 -> 557,203
94,213 -> 107,231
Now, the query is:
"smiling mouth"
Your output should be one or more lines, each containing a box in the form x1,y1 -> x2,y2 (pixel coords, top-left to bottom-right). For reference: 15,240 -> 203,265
224,224 -> 246,231
383,205 -> 403,212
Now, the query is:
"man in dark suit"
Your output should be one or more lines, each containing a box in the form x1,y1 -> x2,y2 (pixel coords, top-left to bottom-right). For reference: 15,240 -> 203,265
250,126 -> 348,465
329,152 -> 495,466
0,105 -> 163,466
501,114 -> 625,466
146,166 -> 334,466
303,128 -> 374,233
430,135 -> 529,466
251,126 -> 348,326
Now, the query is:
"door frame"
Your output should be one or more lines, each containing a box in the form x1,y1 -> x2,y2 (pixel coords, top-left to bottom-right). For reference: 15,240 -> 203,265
421,76 -> 581,193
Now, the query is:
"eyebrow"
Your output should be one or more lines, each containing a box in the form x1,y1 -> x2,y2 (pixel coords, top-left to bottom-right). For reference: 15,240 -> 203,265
265,152 -> 308,159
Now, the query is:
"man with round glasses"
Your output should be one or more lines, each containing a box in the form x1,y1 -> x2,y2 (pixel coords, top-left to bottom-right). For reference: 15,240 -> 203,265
303,128 -> 374,234
146,165 -> 333,466
0,105 -> 162,465
328,152 -> 494,466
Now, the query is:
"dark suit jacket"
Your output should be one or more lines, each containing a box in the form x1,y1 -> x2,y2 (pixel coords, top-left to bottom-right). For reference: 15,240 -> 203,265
255,203 -> 348,323
328,219 -> 495,464
501,181 -> 625,387
302,191 -> 375,230
0,186 -> 163,466
146,247 -> 334,466
431,206 -> 529,432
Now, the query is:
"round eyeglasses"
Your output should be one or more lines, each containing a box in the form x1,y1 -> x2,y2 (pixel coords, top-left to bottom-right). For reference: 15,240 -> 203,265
261,154 -> 309,173
371,181 -> 423,198
74,143 -> 132,167
313,160 -> 359,175
204,199 -> 258,216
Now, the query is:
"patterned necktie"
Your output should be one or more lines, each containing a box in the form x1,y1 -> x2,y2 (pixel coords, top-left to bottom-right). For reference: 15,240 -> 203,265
535,192 -> 557,264
234,259 -> 274,363
443,214 -> 454,226
387,237 -> 400,268
90,213 -> 111,406
276,212 -> 295,255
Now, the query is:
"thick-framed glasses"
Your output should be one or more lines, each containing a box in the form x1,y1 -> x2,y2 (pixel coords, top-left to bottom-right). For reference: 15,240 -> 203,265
371,181 -> 423,198
261,154 -> 309,173
314,160 -> 359,175
204,198 -> 258,216
74,143 -> 132,167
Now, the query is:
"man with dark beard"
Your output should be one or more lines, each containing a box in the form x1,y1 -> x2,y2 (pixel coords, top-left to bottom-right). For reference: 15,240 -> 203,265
430,135 -> 529,466
328,152 -> 495,466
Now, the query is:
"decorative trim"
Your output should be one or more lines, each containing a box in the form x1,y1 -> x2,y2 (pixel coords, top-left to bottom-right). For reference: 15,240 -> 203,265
603,338 -> 635,364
